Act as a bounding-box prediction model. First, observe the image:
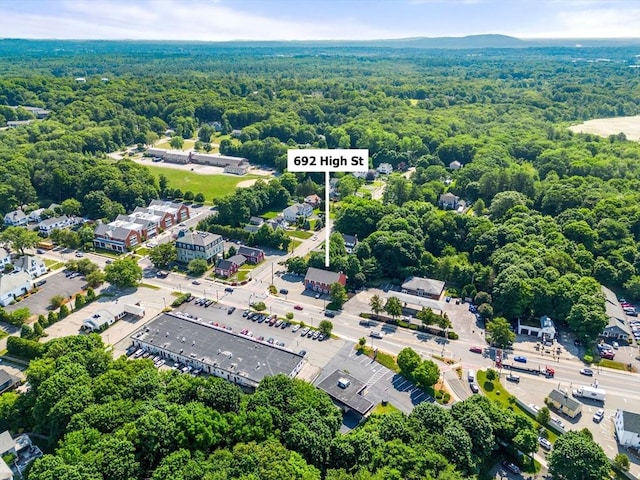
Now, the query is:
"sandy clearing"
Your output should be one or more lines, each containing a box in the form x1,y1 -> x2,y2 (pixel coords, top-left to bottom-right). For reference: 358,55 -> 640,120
131,156 -> 273,178
568,115 -> 640,141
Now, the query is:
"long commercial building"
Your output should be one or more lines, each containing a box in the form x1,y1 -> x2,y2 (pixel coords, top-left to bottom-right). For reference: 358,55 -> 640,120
130,312 -> 304,389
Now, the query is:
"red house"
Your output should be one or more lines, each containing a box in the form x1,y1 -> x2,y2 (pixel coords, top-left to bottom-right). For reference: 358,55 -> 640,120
304,267 -> 347,294
238,246 -> 265,264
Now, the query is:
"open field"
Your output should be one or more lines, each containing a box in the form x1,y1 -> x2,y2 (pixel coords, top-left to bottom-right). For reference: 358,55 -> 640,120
154,138 -> 197,150
568,115 -> 640,141
143,165 -> 263,202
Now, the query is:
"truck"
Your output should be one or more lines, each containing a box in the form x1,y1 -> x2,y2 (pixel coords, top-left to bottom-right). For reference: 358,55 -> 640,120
572,386 -> 606,402
503,363 -> 555,378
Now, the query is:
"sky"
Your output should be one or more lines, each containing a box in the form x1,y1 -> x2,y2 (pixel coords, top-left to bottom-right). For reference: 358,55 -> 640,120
0,0 -> 638,41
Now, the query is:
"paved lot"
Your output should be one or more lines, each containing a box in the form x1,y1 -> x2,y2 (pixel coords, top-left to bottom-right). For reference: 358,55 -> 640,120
5,270 -> 87,315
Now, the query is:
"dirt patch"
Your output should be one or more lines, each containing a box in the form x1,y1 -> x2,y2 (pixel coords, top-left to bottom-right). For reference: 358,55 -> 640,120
568,115 -> 640,141
236,178 -> 259,188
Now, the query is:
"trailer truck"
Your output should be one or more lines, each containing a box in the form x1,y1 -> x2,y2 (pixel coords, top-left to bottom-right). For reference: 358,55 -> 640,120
503,363 -> 555,378
572,386 -> 606,402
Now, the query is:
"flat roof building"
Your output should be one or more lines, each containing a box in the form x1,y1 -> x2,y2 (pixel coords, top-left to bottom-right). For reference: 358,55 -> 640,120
130,312 -> 304,390
316,370 -> 374,417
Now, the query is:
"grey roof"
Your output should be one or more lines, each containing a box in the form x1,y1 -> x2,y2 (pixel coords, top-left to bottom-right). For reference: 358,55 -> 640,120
341,234 -> 358,246
216,259 -> 236,271
620,410 -> 640,435
0,271 -> 32,295
227,254 -> 246,265
391,291 -> 443,311
549,389 -> 581,411
94,223 -> 134,241
316,370 -> 374,416
12,255 -> 45,272
0,430 -> 13,455
238,246 -> 263,258
4,209 -> 26,222
305,267 -> 342,285
401,276 -> 446,297
39,215 -> 68,228
602,285 -> 631,335
132,313 -> 304,385
176,231 -> 221,248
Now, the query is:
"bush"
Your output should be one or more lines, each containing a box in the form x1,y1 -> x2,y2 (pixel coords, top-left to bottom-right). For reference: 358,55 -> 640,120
7,336 -> 45,359
583,354 -> 593,364
253,301 -> 266,311
50,295 -> 65,309
59,304 -> 70,319
48,311 -> 59,325
447,331 -> 459,340
74,294 -> 86,309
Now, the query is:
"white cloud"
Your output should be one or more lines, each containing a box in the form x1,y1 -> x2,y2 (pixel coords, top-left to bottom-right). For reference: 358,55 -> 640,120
0,0 -> 405,41
514,6 -> 640,38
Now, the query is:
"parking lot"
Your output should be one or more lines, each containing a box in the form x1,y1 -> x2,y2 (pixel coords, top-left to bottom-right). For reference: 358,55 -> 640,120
4,270 -> 87,315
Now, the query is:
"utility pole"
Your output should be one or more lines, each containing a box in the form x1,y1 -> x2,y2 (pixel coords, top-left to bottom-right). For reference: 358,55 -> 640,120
271,263 -> 274,285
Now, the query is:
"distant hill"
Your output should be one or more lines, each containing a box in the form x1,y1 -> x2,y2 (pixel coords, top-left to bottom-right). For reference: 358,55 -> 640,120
353,34 -> 528,49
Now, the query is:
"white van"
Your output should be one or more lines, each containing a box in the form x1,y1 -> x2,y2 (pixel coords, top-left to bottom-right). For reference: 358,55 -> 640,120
370,331 -> 383,339
468,369 -> 476,383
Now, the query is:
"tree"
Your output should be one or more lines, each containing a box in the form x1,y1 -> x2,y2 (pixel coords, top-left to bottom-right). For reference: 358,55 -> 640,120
384,296 -> 403,320
50,295 -> 65,309
548,431 -> 610,480
187,259 -> 209,276
285,256 -> 307,275
614,453 -> 630,472
85,270 -> 105,288
169,136 -> 184,149
485,368 -> 498,381
397,348 -> 421,376
413,360 -> 440,389
1,227 -> 40,255
104,257 -> 143,288
537,406 -> 551,425
194,192 -> 205,204
486,317 -> 515,348
319,320 -> 333,336
329,282 -> 348,309
148,243 -> 177,269
369,294 -> 384,319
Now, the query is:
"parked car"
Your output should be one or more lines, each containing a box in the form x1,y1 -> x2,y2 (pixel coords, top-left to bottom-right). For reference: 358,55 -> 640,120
529,404 -> 540,413
300,327 -> 310,336
514,355 -> 527,363
470,383 -> 479,394
298,350 -> 307,357
292,325 -> 300,332
469,346 -> 483,354
502,461 -> 521,475
35,279 -> 47,287
580,368 -> 594,376
314,293 -> 321,299
593,409 -> 605,423
36,249 -> 45,254
538,437 -> 552,451
75,252 -> 84,257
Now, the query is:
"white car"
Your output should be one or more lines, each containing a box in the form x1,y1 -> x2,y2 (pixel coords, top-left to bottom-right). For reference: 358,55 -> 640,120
291,325 -> 300,332
538,437 -> 552,451
593,409 -> 605,423
529,404 -> 540,413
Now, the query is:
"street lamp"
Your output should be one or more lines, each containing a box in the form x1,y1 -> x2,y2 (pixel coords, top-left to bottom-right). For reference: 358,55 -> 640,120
163,297 -> 166,309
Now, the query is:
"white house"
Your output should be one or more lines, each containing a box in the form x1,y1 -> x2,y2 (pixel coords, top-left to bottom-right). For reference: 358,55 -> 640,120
449,161 -> 462,170
3,209 -> 28,227
81,303 -> 145,332
12,256 -> 47,278
438,192 -> 461,210
38,215 -> 77,236
0,272 -> 32,307
0,249 -> 12,270
377,163 -> 393,174
614,409 -> 640,448
282,203 -> 313,222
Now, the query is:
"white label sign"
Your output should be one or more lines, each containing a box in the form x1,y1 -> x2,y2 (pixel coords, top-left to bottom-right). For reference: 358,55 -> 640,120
287,149 -> 369,172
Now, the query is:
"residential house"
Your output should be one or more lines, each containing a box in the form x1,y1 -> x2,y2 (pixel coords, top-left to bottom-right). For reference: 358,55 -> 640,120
0,370 -> 18,394
266,217 -> 286,230
175,230 -> 224,264
249,217 -> 264,227
27,208 -> 45,223
146,200 -> 190,228
601,285 -> 631,341
341,234 -> 358,254
38,215 -> 78,236
0,271 -> 32,307
377,163 -> 393,174
614,410 -> 640,448
7,120 -> 32,128
449,160 -> 462,170
93,222 -> 144,252
304,194 -> 322,208
3,209 -> 28,227
438,192 -> 461,210
10,105 -> 50,119
0,249 -> 12,270
237,246 -> 265,265
547,388 -> 582,419
0,429 -> 42,479
12,256 -> 47,279
401,276 -> 446,300
329,178 -> 340,199
304,267 -> 347,294
215,259 -> 240,278
283,203 -> 313,223
0,457 -> 11,480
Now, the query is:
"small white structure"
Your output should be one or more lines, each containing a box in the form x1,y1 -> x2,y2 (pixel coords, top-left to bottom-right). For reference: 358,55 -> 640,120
81,303 -> 145,332
614,409 -> 640,448
0,272 -> 32,307
518,315 -> 557,342
377,163 -> 393,174
449,160 -> 462,170
12,255 -> 47,278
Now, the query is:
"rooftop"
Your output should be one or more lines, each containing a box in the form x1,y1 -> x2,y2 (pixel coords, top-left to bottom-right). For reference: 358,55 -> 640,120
132,313 -> 304,385
549,388 -> 581,411
401,276 -> 446,297
176,230 -> 222,247
305,267 -> 343,285
316,370 -> 374,416
620,410 -> 640,435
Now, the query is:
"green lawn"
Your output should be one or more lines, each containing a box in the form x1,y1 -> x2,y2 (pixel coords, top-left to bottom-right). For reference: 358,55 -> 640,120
261,211 -> 280,220
371,402 -> 400,415
154,138 -> 196,150
286,230 -> 313,240
143,165 -> 263,202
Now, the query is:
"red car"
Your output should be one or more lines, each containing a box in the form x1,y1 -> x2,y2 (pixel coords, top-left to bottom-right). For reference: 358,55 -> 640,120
294,305 -> 304,311
469,346 -> 483,354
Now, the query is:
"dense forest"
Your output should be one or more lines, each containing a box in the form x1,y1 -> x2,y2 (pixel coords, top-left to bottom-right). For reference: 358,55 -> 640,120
1,40 -> 640,340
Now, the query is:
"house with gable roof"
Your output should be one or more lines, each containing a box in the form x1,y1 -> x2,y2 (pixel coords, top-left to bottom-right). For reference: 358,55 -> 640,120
3,210 -> 28,227
304,267 -> 347,294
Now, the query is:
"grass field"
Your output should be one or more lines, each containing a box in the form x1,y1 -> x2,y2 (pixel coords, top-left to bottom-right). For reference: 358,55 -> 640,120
144,165 -> 262,202
155,138 -> 197,150
286,230 -> 313,240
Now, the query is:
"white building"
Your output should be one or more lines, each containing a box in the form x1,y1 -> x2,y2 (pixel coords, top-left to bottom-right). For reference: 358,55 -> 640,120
614,410 -> 640,448
0,249 -> 12,270
0,271 -> 32,307
3,209 -> 28,227
12,256 -> 47,278
377,163 -> 393,174
282,203 -> 313,222
81,303 -> 145,332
